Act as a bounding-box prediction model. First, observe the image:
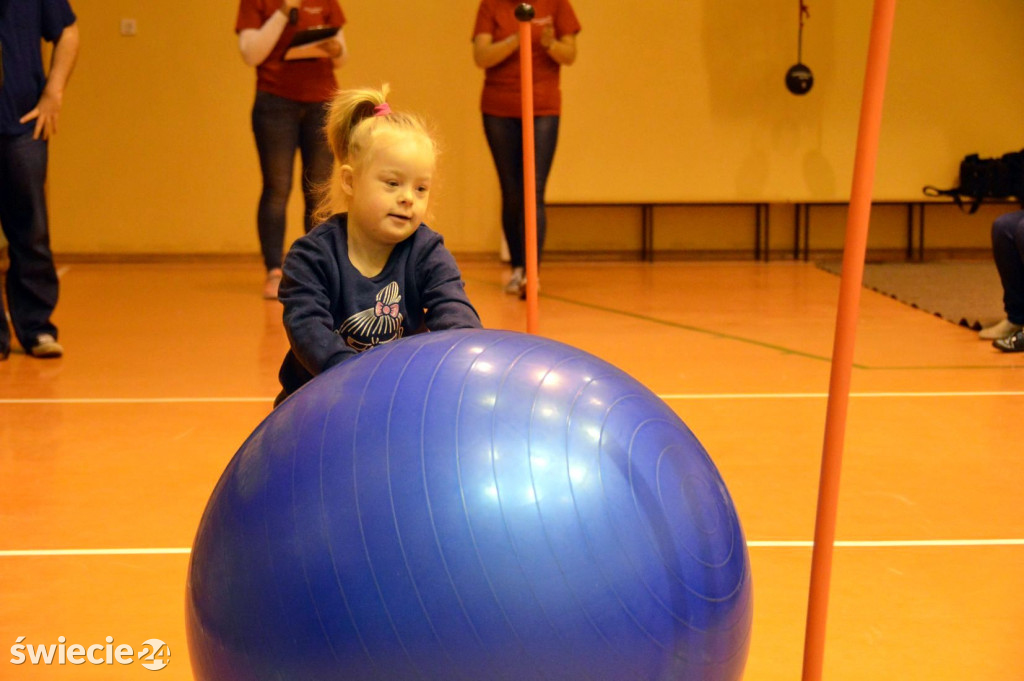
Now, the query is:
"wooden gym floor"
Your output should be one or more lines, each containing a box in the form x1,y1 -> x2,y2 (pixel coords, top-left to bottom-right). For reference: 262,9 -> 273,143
1,259 -> 1021,680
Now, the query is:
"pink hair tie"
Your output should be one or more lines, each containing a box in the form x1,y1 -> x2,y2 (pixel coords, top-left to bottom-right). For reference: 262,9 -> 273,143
373,102 -> 392,117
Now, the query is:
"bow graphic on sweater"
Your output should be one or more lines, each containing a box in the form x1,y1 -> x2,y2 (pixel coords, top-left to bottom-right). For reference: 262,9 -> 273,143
337,281 -> 405,352
375,301 -> 400,318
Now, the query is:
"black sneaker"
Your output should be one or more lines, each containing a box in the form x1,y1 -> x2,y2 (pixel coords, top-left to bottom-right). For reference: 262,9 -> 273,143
993,330 -> 1024,352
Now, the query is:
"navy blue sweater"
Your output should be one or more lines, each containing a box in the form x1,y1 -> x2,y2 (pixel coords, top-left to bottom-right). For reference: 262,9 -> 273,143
277,214 -> 481,398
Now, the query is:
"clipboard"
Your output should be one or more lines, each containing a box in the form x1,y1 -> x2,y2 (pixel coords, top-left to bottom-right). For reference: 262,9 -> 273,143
288,25 -> 339,48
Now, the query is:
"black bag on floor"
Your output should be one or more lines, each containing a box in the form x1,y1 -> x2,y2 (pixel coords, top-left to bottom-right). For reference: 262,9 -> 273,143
923,149 -> 1024,213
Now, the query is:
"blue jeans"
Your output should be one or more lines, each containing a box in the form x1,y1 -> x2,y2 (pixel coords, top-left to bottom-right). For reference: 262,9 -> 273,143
482,114 -> 560,269
251,91 -> 333,272
0,133 -> 59,354
992,210 -> 1024,324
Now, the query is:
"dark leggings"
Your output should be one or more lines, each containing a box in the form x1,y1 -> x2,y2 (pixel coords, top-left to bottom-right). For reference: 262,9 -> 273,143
251,91 -> 333,272
482,114 -> 560,269
992,210 -> 1024,324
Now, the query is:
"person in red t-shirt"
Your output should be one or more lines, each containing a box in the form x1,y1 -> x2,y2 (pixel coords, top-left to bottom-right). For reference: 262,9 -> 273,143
472,0 -> 580,298
235,0 -> 348,299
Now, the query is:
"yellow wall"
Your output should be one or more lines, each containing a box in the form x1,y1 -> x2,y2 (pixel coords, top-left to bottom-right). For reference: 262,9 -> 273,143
47,0 -> 1024,256
556,0 -> 1024,203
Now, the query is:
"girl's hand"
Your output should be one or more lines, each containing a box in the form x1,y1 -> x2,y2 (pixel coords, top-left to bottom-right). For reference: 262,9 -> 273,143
318,38 -> 343,58
540,25 -> 555,49
472,32 -> 520,69
283,38 -> 339,61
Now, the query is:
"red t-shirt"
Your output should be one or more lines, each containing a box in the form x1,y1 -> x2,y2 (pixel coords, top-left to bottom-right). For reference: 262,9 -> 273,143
235,0 -> 345,102
472,0 -> 581,117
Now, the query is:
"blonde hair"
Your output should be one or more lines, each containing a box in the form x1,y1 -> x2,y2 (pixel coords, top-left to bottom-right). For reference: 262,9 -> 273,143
313,84 -> 437,224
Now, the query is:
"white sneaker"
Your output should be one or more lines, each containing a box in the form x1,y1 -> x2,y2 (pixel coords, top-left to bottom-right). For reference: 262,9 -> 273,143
504,267 -> 525,296
263,268 -> 283,300
29,333 -> 63,358
518,277 -> 540,300
979,319 -> 1022,340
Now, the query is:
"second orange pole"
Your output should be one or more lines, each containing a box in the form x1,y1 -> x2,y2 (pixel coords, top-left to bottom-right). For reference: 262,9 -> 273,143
801,1 -> 897,679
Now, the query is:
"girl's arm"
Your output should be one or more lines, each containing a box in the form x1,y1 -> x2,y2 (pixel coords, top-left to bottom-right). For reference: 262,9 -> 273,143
472,32 -> 520,69
418,240 -> 483,331
332,29 -> 348,67
238,1 -> 297,67
541,27 -> 577,66
279,238 -> 358,377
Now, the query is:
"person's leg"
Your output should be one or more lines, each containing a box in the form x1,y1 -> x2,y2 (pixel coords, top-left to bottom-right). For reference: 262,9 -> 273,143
983,211 -> 1024,341
252,92 -> 301,274
482,115 -> 525,270
298,100 -> 333,233
0,133 -> 60,356
987,211 -> 1024,348
0,137 -> 13,358
532,115 -> 561,265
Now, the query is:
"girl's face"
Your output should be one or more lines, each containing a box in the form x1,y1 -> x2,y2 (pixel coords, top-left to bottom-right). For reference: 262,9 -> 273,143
343,130 -> 435,248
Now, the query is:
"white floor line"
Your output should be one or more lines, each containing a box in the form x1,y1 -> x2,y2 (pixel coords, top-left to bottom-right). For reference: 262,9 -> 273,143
0,397 -> 273,404
3,391 -> 1024,405
747,539 -> 1024,548
660,391 -> 1024,400
1,548 -> 192,557
3,539 -> 1022,557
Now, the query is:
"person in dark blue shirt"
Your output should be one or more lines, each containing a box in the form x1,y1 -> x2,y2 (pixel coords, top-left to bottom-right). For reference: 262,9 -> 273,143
0,0 -> 79,360
275,86 -> 481,403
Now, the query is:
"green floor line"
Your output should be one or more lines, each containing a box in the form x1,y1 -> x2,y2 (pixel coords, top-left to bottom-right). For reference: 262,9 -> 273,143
466,277 -> 1020,372
539,291 -> 841,364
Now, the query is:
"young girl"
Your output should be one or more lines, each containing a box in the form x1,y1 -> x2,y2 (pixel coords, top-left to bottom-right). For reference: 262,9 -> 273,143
275,85 -> 482,404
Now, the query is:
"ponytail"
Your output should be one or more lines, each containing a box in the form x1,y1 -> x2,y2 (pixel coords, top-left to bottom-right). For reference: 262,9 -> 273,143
313,84 -> 437,225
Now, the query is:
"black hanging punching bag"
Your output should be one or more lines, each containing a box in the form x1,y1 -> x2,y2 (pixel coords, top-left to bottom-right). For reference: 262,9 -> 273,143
786,1 -> 814,95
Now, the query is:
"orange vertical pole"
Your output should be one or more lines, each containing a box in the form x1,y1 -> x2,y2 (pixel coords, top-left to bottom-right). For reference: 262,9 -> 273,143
801,1 -> 897,680
516,3 -> 540,334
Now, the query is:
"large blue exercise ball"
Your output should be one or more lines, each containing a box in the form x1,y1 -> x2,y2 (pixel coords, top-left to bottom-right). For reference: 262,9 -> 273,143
186,329 -> 751,681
